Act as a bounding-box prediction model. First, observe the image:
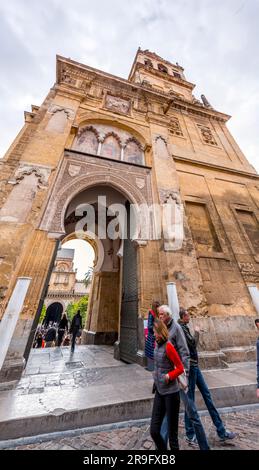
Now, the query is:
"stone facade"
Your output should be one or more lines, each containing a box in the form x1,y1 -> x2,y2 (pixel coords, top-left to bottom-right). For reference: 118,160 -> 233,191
0,48 -> 259,384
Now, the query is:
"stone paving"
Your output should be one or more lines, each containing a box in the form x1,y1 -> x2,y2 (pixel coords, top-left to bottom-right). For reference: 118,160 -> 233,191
0,346 -> 257,441
4,406 -> 259,450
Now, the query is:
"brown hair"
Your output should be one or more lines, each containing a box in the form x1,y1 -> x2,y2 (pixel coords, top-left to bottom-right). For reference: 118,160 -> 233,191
153,319 -> 169,342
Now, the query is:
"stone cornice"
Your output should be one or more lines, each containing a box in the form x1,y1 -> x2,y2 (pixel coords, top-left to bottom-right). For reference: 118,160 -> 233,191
56,56 -> 231,123
172,98 -> 231,122
174,155 -> 259,179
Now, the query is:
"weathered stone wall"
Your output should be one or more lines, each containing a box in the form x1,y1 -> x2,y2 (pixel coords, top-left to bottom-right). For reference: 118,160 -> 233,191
0,49 -> 259,381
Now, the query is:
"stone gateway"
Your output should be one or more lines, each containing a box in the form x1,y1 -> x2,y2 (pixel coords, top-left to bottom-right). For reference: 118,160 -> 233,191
0,48 -> 258,385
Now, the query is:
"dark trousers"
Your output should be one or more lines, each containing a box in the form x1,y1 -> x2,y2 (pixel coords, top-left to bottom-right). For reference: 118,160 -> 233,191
57,329 -> 65,347
71,328 -> 79,351
150,390 -> 180,450
185,364 -> 226,439
160,390 -> 210,450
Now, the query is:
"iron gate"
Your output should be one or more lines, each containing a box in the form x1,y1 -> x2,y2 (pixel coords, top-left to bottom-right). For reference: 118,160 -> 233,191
120,207 -> 138,363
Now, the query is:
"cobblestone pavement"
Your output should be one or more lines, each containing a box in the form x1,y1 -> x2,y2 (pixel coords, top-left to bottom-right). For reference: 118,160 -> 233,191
5,406 -> 259,450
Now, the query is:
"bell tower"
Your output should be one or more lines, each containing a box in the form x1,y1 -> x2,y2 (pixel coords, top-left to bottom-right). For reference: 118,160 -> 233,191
128,48 -> 194,101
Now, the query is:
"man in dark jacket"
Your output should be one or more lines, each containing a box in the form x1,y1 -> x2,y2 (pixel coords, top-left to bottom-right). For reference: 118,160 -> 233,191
179,307 -> 236,442
70,310 -> 83,352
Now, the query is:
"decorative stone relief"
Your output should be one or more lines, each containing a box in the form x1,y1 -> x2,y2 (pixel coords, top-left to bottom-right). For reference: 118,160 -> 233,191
1,164 -> 51,222
105,94 -> 130,114
46,105 -> 75,133
238,262 -> 256,274
197,124 -> 217,146
169,117 -> 183,137
9,164 -> 51,189
47,104 -> 75,120
160,190 -> 181,206
238,262 -> 259,283
0,172 -> 38,223
68,164 -> 81,177
136,177 -> 145,189
60,68 -> 77,86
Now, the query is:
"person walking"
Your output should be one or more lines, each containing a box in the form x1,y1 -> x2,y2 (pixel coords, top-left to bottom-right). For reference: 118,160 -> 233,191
150,319 -> 183,450
57,313 -> 68,346
144,300 -> 160,371
44,325 -> 57,348
179,307 -> 236,442
70,310 -> 82,353
158,305 -> 210,450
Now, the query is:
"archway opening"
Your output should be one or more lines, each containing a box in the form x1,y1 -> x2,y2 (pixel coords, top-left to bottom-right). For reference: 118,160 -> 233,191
62,184 -> 139,361
44,302 -> 63,326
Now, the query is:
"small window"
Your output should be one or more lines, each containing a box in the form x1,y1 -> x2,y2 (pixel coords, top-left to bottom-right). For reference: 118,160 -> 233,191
173,71 -> 182,79
158,63 -> 168,74
144,59 -> 153,68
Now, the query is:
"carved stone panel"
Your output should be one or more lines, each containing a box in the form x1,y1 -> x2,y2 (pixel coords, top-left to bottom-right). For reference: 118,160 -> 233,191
169,117 -> 183,137
197,124 -> 217,146
105,94 -> 130,115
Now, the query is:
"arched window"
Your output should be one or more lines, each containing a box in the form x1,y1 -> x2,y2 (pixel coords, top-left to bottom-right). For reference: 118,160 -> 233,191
101,134 -> 121,160
74,129 -> 98,154
144,58 -> 153,68
124,139 -> 144,165
158,63 -> 168,74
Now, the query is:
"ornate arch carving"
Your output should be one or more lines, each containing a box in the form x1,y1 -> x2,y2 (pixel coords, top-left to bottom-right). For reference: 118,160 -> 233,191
77,125 -> 100,141
40,171 -> 147,235
124,136 -> 143,151
10,164 -> 51,189
74,116 -> 149,149
102,131 -> 122,146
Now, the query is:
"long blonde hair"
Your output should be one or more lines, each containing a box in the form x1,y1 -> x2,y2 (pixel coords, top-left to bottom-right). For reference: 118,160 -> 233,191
153,319 -> 168,342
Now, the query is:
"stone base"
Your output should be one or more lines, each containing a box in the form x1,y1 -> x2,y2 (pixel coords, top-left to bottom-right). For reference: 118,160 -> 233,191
113,341 -> 120,361
198,351 -> 228,370
136,350 -> 147,367
198,345 -> 256,369
221,346 -> 256,363
0,357 -> 25,384
83,330 -> 118,346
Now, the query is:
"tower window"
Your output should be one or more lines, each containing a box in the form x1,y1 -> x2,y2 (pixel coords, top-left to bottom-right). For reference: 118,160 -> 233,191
144,59 -> 153,68
157,63 -> 168,73
173,71 -> 182,79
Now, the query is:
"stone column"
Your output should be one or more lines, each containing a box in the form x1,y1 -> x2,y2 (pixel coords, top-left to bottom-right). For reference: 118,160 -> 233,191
167,282 -> 180,322
84,271 -> 120,345
0,277 -> 31,371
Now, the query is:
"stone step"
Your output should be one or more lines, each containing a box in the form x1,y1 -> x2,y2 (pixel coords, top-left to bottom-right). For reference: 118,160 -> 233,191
198,346 -> 256,369
0,360 -> 257,441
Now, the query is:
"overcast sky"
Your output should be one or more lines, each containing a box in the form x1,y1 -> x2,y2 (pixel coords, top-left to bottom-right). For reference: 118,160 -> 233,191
1,0 -> 258,272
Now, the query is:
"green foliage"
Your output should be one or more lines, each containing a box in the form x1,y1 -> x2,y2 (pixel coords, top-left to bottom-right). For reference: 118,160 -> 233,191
83,267 -> 93,288
66,295 -> 88,326
39,304 -> 46,324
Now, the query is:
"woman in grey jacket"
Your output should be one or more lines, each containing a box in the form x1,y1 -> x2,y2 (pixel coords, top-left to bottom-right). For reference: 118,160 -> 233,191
150,319 -> 184,450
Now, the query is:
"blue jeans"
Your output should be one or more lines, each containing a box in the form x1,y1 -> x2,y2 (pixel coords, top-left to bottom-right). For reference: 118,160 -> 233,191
161,390 -> 210,450
185,364 -> 226,439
